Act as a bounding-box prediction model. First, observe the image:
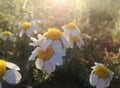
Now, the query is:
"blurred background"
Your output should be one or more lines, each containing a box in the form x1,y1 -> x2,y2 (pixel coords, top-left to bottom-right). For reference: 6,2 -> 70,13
0,0 -> 120,88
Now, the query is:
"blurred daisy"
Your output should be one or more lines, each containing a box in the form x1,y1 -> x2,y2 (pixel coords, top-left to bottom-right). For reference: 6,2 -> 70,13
0,31 -> 14,41
89,62 -> 114,88
69,35 -> 84,48
0,59 -> 22,88
62,22 -> 81,36
19,21 -> 38,37
29,46 -> 65,73
33,27 -> 70,50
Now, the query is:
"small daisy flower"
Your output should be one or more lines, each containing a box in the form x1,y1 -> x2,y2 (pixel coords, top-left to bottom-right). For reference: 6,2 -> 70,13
0,59 -> 22,88
62,22 -> 81,36
89,62 -> 114,88
19,21 -> 38,37
69,35 -> 84,48
0,31 -> 14,41
29,46 -> 65,73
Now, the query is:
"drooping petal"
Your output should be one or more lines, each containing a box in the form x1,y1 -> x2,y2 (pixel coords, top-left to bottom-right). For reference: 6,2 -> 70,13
4,70 -> 22,84
105,78 -> 110,87
109,71 -> 114,80
41,39 -> 52,51
2,36 -> 7,41
44,60 -> 55,74
6,62 -> 20,70
26,28 -> 33,37
89,71 -> 98,87
96,78 -> 107,88
52,40 -> 62,54
9,35 -> 14,41
62,35 -> 70,48
19,30 -> 24,37
35,58 -> 43,70
50,54 -> 63,65
29,47 -> 40,60
76,41 -> 82,48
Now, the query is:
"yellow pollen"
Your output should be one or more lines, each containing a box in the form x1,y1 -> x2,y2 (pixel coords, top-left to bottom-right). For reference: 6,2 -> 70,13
94,66 -> 110,79
0,60 -> 6,76
38,46 -> 54,60
71,36 -> 80,42
67,23 -> 77,29
3,31 -> 12,36
44,27 -> 63,40
22,22 -> 31,29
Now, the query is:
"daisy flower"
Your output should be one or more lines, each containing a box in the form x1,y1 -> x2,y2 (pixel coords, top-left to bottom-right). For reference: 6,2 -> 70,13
69,35 -> 84,48
29,46 -> 65,73
19,21 -> 38,37
0,59 -> 22,88
89,62 -> 114,88
62,22 -> 81,36
33,27 -> 70,50
0,31 -> 14,41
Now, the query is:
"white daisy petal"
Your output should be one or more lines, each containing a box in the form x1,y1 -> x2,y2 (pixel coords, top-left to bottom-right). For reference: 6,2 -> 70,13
95,62 -> 104,66
37,34 -> 41,39
90,71 -> 98,86
2,36 -> 7,41
96,78 -> 106,88
19,30 -> 24,37
76,41 -> 82,48
35,58 -> 43,70
62,35 -> 70,48
105,78 -> 110,87
109,71 -> 114,80
4,70 -> 22,84
50,54 -> 63,65
30,37 -> 37,42
0,82 -> 2,88
26,28 -> 33,37
52,40 -> 62,54
41,39 -> 52,51
6,62 -> 20,70
44,60 -> 55,74
9,35 -> 14,41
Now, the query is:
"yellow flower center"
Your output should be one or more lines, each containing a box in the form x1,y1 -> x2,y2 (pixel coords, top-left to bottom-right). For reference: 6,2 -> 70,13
44,27 -> 63,40
3,31 -> 12,36
67,23 -> 77,29
22,22 -> 31,29
71,36 -> 80,42
94,66 -> 110,79
0,60 -> 6,76
38,46 -> 54,60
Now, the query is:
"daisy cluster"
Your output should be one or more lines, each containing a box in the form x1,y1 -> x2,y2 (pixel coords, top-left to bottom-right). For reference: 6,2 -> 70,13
28,22 -> 89,73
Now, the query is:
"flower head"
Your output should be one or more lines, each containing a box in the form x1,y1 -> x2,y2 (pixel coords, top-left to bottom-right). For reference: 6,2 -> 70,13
89,62 -> 114,88
44,27 -> 63,40
0,31 -> 14,41
62,22 -> 81,36
67,23 -> 77,29
19,21 -> 39,37
22,22 -> 31,29
0,59 -> 22,88
29,46 -> 65,73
